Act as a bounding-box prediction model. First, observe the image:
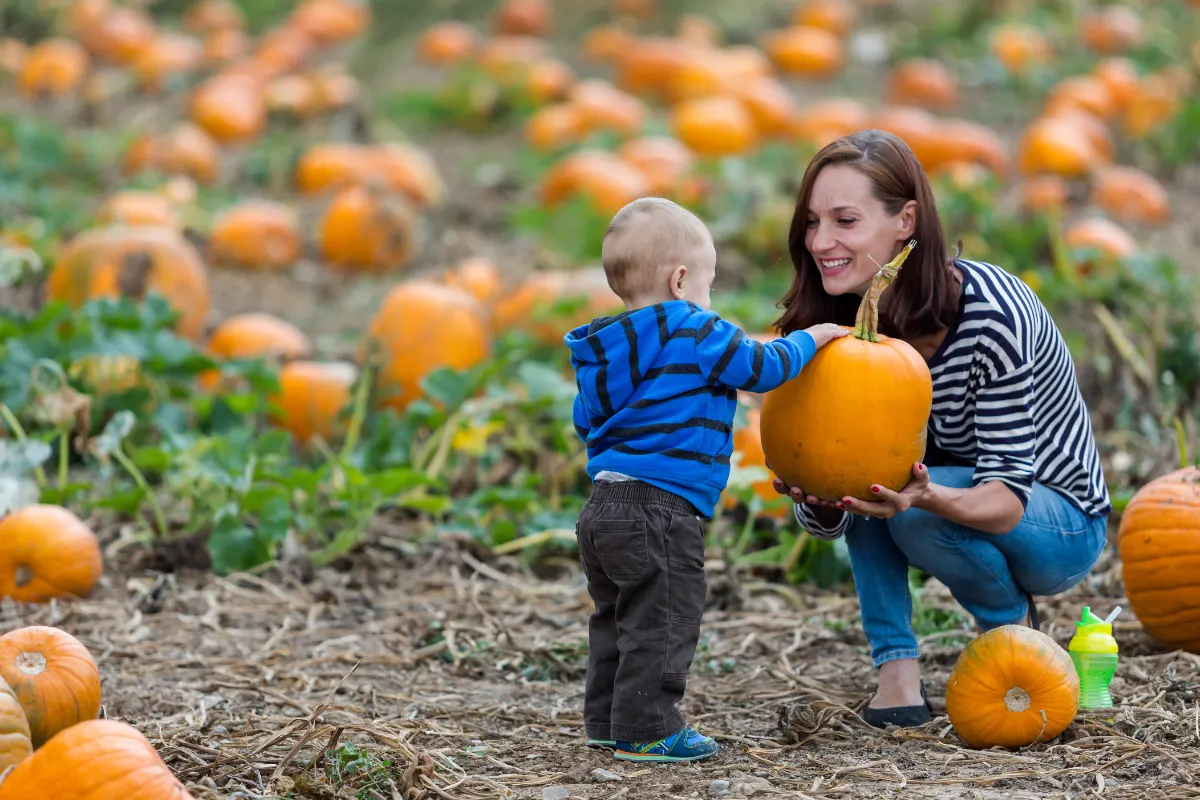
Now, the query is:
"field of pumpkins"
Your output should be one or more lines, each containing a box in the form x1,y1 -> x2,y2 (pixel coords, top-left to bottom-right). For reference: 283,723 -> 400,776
1,0 -> 1199,796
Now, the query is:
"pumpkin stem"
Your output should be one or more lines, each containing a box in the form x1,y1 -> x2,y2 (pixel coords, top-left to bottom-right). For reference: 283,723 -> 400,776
1003,686 -> 1032,713
14,652 -> 46,677
852,239 -> 917,343
14,566 -> 32,587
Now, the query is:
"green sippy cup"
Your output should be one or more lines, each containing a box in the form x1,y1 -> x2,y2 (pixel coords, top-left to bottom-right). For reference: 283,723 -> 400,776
1068,605 -> 1120,709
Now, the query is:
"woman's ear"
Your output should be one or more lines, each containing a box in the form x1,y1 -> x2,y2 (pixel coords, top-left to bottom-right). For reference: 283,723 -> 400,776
669,264 -> 688,299
897,200 -> 917,239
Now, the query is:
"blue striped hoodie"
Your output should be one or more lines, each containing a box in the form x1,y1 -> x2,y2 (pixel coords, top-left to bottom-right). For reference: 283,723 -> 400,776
565,300 -> 817,518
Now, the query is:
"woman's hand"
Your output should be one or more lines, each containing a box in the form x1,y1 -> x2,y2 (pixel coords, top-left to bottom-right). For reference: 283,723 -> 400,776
839,462 -> 931,518
766,459 -> 839,508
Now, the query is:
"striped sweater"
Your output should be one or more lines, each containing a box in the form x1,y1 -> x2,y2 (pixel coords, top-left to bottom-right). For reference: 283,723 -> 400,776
567,301 -> 818,518
797,258 -> 1111,539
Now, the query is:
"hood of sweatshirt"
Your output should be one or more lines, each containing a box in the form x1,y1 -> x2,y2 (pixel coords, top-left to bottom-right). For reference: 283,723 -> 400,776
564,300 -> 701,419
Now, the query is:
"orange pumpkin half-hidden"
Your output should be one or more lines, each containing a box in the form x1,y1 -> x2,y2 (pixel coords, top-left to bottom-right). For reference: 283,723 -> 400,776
0,718 -> 195,799
0,675 -> 32,774
0,504 -> 103,604
1117,466 -> 1200,653
945,625 -> 1080,749
758,240 -> 932,501
0,626 -> 102,749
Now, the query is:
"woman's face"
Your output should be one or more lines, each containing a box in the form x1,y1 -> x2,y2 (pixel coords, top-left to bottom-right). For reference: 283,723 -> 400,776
803,163 -> 916,297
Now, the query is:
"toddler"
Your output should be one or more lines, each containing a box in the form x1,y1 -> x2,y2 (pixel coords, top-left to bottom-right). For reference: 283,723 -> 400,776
564,197 -> 846,762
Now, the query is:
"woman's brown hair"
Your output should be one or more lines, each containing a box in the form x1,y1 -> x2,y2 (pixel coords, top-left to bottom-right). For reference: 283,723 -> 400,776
774,129 -> 959,340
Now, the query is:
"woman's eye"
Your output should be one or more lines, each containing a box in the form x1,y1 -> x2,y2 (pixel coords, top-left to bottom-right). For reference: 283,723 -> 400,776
838,218 -> 855,226
805,218 -> 818,228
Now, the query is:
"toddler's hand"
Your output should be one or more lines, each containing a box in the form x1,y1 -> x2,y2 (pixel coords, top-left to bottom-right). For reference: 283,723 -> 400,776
804,323 -> 851,350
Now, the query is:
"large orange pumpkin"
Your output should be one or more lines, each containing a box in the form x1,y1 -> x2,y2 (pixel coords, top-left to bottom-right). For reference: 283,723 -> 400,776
759,241 -> 931,501
0,505 -> 103,604
0,626 -> 101,748
490,267 -> 622,345
0,676 -> 32,773
945,625 -> 1080,749
45,226 -> 211,341
364,281 -> 491,412
0,718 -> 195,799
1117,466 -> 1200,653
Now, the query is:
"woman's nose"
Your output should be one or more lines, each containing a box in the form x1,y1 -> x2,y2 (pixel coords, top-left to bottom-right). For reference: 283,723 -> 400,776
809,223 -> 834,254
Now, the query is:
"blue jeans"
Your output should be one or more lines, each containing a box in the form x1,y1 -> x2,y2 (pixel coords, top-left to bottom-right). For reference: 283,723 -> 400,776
845,466 -> 1108,667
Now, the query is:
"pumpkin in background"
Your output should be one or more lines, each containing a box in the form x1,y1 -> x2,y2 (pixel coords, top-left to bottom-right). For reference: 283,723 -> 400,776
364,281 -> 492,413
416,21 -> 478,65
671,95 -> 759,158
290,0 -> 371,45
185,0 -> 246,34
539,149 -> 650,216
189,72 -> 267,144
0,626 -> 102,748
762,25 -> 844,78
368,143 -> 446,210
1117,466 -> 1200,653
724,406 -> 788,519
945,625 -> 1079,749
759,241 -> 931,502
294,141 -> 372,194
0,676 -> 32,773
0,719 -> 195,799
1089,165 -> 1169,226
1063,217 -> 1136,274
319,185 -> 420,272
491,267 -> 622,345
442,257 -> 501,306
16,38 -> 90,98
123,122 -> 221,185
0,505 -> 103,604
269,361 -> 358,443
96,191 -> 182,230
199,312 -> 313,392
208,200 -> 302,270
45,225 -> 211,341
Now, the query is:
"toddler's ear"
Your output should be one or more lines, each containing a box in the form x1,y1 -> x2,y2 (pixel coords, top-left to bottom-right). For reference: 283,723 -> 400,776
670,264 -> 688,299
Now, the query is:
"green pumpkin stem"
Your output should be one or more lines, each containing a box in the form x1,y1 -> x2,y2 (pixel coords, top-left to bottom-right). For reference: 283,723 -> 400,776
852,239 -> 917,343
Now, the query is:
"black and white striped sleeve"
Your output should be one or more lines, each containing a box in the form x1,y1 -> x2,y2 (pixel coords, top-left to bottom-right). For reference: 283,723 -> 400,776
793,502 -> 852,540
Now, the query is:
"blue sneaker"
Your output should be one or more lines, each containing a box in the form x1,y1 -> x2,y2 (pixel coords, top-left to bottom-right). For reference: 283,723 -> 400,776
587,738 -> 617,749
614,726 -> 718,762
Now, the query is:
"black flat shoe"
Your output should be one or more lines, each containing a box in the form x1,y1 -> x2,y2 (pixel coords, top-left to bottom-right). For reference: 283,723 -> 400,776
862,681 -> 933,730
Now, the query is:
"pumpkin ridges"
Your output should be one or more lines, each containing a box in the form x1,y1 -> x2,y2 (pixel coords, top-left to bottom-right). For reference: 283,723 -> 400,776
0,627 -> 101,749
0,505 -> 103,603
945,626 -> 1078,749
0,719 -> 195,799
0,676 -> 32,773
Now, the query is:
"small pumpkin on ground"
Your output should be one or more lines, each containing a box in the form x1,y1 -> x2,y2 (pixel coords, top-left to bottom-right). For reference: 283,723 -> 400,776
16,38 -> 90,98
208,200 -> 302,270
319,185 -> 421,272
0,626 -> 102,749
945,625 -> 1080,749
198,312 -> 313,392
269,361 -> 358,444
1117,466 -> 1200,653
96,191 -> 182,230
0,505 -> 103,604
0,676 -> 32,773
364,281 -> 492,413
45,225 -> 211,341
759,240 -> 932,502
442,257 -> 501,306
0,718 -> 195,798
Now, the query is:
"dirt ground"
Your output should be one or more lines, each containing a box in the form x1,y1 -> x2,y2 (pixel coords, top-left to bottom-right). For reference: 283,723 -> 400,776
3,522 -> 1194,800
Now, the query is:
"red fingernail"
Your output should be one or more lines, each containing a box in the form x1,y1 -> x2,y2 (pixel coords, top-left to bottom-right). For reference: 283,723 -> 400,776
871,486 -> 880,493
836,502 -> 845,510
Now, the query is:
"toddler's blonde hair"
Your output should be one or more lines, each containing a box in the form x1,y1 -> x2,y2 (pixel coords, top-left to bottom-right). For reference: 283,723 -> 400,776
601,197 -> 712,299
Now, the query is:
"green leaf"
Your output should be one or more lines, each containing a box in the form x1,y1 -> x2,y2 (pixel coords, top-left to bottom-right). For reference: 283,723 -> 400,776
91,485 -> 146,515
421,367 -> 474,411
208,512 -> 274,575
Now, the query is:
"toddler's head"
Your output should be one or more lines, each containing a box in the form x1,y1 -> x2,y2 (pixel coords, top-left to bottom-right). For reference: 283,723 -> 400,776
601,197 -> 716,310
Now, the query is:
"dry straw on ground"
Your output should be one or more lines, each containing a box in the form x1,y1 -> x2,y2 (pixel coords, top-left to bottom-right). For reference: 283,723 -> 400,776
0,533 -> 1196,799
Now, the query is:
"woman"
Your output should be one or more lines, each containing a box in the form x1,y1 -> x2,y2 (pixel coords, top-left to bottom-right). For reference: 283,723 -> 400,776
770,130 -> 1110,729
